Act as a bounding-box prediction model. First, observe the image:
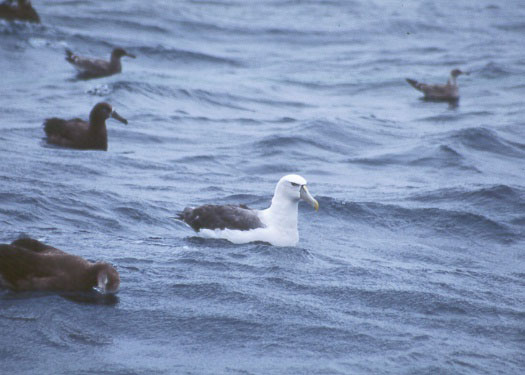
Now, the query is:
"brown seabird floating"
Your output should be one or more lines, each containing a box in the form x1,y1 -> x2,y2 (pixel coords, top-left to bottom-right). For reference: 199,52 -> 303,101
406,69 -> 468,101
65,47 -> 136,79
0,237 -> 120,293
0,0 -> 39,23
43,102 -> 128,151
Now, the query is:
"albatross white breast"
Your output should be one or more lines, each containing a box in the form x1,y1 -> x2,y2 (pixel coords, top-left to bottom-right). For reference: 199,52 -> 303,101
178,174 -> 319,247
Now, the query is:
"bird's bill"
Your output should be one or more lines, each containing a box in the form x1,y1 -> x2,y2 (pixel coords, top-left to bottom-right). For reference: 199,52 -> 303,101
300,185 -> 319,211
111,110 -> 128,125
94,272 -> 108,294
126,52 -> 136,58
94,271 -> 119,294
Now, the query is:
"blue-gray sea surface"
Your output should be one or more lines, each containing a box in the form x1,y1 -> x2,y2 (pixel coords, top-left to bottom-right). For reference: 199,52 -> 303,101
1,0 -> 524,374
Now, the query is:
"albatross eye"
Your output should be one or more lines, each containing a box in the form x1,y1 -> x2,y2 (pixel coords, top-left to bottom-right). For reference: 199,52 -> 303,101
290,182 -> 300,187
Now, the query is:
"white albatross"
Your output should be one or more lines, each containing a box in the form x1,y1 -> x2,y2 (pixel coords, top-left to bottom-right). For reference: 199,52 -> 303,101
178,174 -> 319,247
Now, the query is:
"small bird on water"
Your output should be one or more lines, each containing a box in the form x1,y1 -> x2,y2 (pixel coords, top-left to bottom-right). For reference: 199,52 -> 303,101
0,0 -> 39,23
65,47 -> 136,78
0,237 -> 120,294
43,102 -> 128,151
406,69 -> 468,101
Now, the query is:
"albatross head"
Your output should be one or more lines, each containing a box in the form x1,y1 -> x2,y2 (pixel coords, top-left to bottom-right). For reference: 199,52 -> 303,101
90,102 -> 128,125
273,174 -> 319,211
451,69 -> 468,78
112,47 -> 136,59
93,263 -> 120,294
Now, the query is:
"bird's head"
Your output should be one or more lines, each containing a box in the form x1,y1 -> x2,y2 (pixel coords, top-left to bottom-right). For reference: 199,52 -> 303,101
112,47 -> 136,59
93,262 -> 120,294
90,102 -> 128,125
451,69 -> 468,77
273,174 -> 319,211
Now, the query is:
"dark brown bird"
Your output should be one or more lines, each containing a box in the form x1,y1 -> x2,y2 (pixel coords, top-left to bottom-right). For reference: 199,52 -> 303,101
0,237 -> 120,293
65,47 -> 136,78
0,0 -> 40,23
43,102 -> 128,151
406,69 -> 468,101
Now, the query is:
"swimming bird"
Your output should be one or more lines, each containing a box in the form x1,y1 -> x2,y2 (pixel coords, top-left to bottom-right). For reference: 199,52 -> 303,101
0,237 -> 120,293
65,47 -> 136,78
178,174 -> 319,247
406,69 -> 468,101
43,102 -> 128,151
0,0 -> 39,23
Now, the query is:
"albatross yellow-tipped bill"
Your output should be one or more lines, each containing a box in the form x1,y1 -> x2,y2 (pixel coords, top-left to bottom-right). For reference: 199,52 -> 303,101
300,185 -> 319,211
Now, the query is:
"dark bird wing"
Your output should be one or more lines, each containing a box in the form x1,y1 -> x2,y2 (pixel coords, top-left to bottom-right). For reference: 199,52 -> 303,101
43,117 -> 90,148
407,78 -> 444,94
421,84 -> 453,98
65,49 -> 110,76
11,237 -> 66,255
0,1 -> 39,23
406,79 -> 454,99
179,204 -> 265,232
0,3 -> 16,19
406,78 -> 425,92
0,240 -> 91,292
0,244 -> 48,289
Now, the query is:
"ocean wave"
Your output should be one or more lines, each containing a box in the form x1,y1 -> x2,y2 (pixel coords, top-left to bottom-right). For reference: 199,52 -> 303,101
408,184 -> 525,212
55,14 -> 169,35
136,45 -> 242,66
252,119 -> 378,158
477,62 -> 513,79
318,197 -> 518,244
112,205 -> 165,227
254,135 -> 340,156
495,22 -> 525,32
345,144 -> 479,171
420,111 -> 494,123
171,282 -> 254,304
0,19 -> 44,35
108,80 -> 182,98
451,127 -> 525,158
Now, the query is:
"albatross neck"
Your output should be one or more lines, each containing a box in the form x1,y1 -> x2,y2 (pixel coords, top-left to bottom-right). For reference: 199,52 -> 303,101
87,113 -> 108,150
89,112 -> 108,128
265,196 -> 299,228
109,54 -> 122,72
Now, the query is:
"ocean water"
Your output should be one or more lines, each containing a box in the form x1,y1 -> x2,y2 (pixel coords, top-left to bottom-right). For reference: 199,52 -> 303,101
1,0 -> 524,374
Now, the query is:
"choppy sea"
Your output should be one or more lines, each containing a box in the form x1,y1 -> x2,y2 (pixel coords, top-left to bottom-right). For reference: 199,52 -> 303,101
1,0 -> 524,374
